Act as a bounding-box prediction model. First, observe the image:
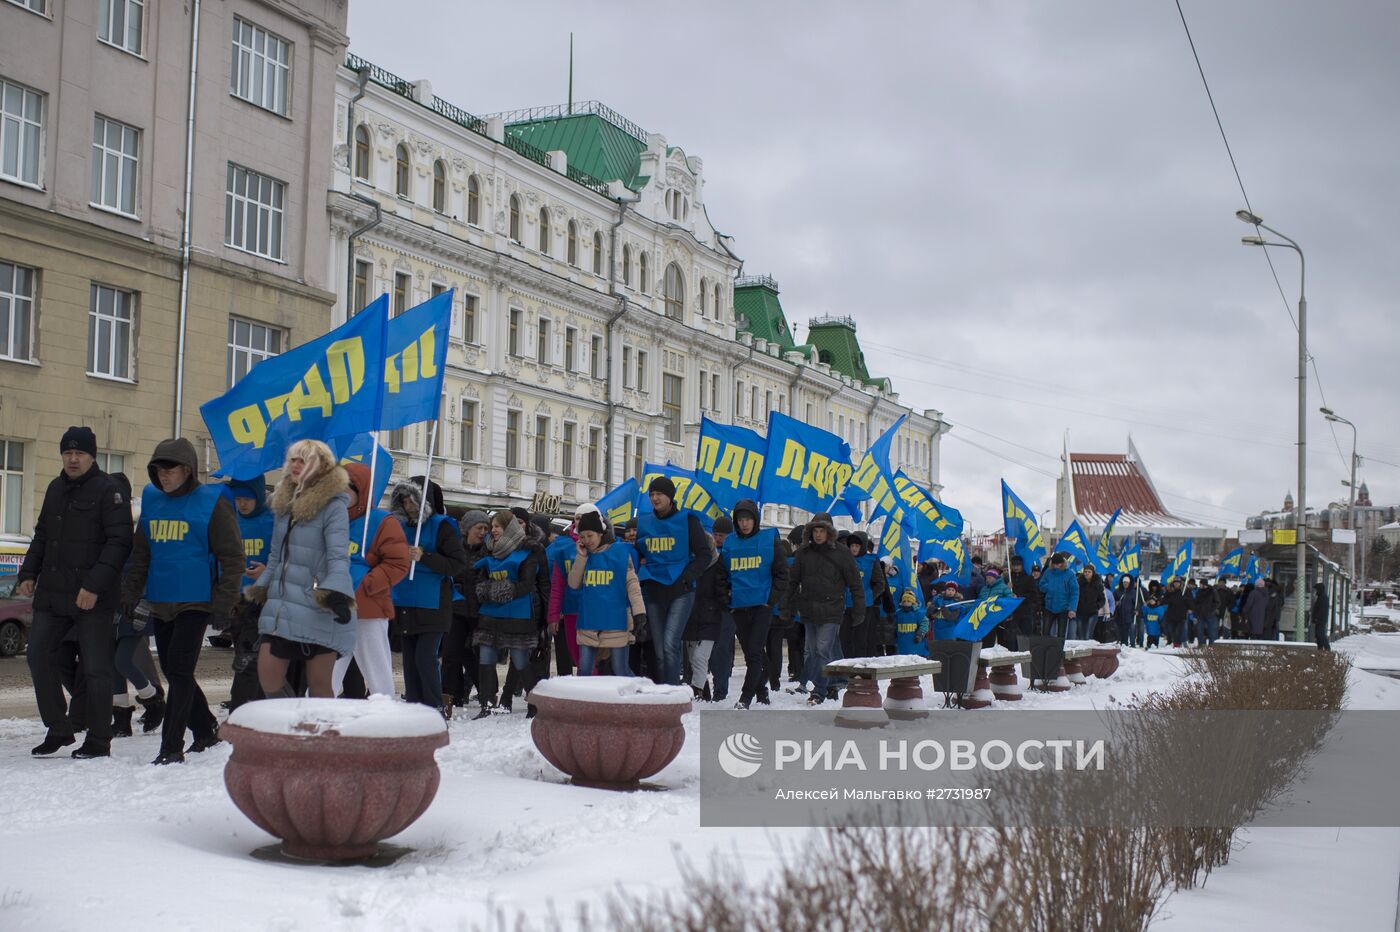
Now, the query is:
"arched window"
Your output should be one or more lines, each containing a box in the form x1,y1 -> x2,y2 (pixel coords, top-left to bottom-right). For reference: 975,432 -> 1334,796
663,262 -> 684,321
714,283 -> 722,320
509,194 -> 521,242
353,125 -> 370,180
699,277 -> 709,317
566,220 -> 578,267
395,143 -> 410,198
639,252 -> 649,294
622,245 -> 631,286
592,232 -> 603,275
432,159 -> 446,212
466,174 -> 480,225
538,207 -> 550,253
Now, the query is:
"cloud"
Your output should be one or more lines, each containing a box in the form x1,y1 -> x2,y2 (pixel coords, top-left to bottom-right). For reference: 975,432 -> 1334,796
347,0 -> 1400,529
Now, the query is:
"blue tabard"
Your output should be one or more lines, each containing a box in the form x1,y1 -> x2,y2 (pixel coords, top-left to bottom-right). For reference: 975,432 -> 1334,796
637,511 -> 688,585
474,548 -> 533,619
348,509 -> 389,593
548,535 -> 581,615
845,553 -> 878,610
575,544 -> 631,632
235,508 -> 274,589
723,527 -> 778,610
142,483 -> 223,602
391,513 -> 450,610
894,606 -> 929,657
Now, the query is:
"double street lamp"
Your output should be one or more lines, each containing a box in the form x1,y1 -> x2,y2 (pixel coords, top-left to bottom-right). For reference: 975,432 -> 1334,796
1237,209 -> 1307,642
1322,407 -> 1361,611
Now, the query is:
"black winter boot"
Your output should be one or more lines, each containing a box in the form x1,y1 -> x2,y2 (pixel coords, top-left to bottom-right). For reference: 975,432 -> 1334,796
31,734 -> 76,756
72,739 -> 112,759
112,706 -> 135,738
138,690 -> 165,734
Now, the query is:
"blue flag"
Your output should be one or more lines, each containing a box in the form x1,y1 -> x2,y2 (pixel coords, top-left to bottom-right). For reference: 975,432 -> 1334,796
946,594 -> 1023,642
1241,554 -> 1262,585
595,478 -> 639,530
921,536 -> 971,588
1160,539 -> 1194,585
892,470 -> 962,541
332,433 -> 394,508
1001,480 -> 1047,570
378,290 -> 453,431
1057,519 -> 1093,569
201,296 -> 389,479
638,463 -> 724,527
757,412 -> 853,514
1218,547 -> 1244,579
692,417 -> 767,512
1093,508 -> 1122,575
1116,542 -> 1141,580
844,414 -> 904,506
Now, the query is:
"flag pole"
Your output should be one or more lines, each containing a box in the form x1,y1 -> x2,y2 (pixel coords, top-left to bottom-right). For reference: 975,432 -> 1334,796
360,431 -> 381,555
407,405 -> 442,581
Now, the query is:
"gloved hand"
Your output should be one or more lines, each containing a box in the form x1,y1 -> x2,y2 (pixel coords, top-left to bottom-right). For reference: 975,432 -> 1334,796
131,601 -> 153,633
631,613 -> 649,642
316,589 -> 353,624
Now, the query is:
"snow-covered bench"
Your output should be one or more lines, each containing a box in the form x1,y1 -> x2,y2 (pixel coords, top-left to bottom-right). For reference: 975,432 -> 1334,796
824,655 -> 943,724
979,647 -> 1033,704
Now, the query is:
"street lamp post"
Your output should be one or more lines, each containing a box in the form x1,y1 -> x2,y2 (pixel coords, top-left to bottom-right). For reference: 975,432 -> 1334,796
1321,407 -> 1357,630
1238,209 -> 1308,642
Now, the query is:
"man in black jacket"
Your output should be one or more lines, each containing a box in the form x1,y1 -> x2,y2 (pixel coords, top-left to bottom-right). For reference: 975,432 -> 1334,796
1073,563 -> 1106,640
18,427 -> 133,758
784,512 -> 863,705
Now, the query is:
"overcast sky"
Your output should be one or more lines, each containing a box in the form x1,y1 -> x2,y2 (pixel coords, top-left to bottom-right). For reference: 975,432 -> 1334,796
347,0 -> 1400,531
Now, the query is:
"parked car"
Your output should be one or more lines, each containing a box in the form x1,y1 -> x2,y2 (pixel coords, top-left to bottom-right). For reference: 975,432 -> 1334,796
0,574 -> 33,657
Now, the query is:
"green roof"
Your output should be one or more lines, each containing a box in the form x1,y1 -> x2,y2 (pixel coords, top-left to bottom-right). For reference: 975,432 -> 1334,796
505,114 -> 647,191
733,276 -> 797,352
806,316 -> 887,387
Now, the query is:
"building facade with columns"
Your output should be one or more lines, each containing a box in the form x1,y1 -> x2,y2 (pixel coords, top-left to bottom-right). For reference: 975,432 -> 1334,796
327,55 -> 949,524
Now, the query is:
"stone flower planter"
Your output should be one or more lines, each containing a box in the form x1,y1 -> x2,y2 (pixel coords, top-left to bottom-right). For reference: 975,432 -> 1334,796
1090,645 -> 1121,678
223,697 -> 448,861
528,676 -> 692,790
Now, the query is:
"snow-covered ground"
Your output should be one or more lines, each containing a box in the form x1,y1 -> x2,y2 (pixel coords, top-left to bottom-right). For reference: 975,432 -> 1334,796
1,643 -> 1397,930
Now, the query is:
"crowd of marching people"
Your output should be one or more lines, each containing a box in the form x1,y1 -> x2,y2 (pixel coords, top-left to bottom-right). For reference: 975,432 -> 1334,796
16,426 -> 1332,761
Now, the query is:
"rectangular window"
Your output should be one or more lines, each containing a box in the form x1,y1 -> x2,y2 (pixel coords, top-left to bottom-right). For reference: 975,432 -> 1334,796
230,17 -> 290,116
622,346 -> 632,389
587,427 -> 601,481
87,283 -> 135,380
0,261 -> 36,362
752,387 -> 759,421
765,390 -> 773,417
712,373 -> 720,414
636,350 -> 647,392
632,435 -> 645,481
561,422 -> 575,476
699,368 -> 709,412
505,410 -> 520,468
564,326 -> 576,373
0,78 -> 44,187
0,440 -> 23,535
459,399 -> 477,461
6,0 -> 48,14
537,318 -> 550,365
226,315 -> 283,387
352,260 -> 370,314
98,0 -> 144,55
535,415 -> 550,472
508,308 -> 521,356
590,334 -> 602,379
393,272 -> 409,317
663,374 -> 683,443
462,293 -> 477,342
225,163 -> 285,260
91,115 -> 139,215
430,281 -> 446,299
96,452 -> 124,475
736,380 -> 746,418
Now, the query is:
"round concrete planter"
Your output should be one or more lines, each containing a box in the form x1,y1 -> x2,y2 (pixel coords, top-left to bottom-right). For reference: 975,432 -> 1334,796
529,676 -> 692,790
223,698 -> 448,861
1090,645 -> 1121,678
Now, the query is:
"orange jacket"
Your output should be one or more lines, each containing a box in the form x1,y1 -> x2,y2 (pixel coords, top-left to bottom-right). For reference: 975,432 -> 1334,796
343,463 -> 410,619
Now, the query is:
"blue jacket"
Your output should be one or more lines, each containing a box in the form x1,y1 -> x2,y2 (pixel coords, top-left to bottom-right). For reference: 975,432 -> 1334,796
1038,567 -> 1079,614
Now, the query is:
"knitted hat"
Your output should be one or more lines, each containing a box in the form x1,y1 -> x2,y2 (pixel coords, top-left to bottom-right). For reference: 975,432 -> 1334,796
900,589 -> 919,608
983,568 -> 1001,579
460,509 -> 489,532
60,426 -> 97,458
510,506 -> 531,525
647,475 -> 677,501
577,510 -> 605,535
712,515 -> 734,535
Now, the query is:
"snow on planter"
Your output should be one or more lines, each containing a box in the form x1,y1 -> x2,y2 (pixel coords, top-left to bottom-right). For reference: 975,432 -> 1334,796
223,696 -> 448,861
527,676 -> 693,790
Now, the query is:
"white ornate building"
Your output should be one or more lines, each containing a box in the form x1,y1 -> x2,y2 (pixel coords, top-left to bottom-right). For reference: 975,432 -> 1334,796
326,55 -> 949,524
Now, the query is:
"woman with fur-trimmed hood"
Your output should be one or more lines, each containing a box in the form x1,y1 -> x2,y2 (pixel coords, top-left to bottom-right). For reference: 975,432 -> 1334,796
247,439 -> 355,699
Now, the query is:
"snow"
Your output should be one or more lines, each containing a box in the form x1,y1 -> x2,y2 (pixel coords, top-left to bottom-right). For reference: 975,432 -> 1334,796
528,675 -> 693,705
1,642 -> 1397,929
827,653 -> 941,670
226,695 -> 447,738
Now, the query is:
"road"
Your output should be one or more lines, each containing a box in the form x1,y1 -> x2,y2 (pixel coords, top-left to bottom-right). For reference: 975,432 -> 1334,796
0,643 -> 410,720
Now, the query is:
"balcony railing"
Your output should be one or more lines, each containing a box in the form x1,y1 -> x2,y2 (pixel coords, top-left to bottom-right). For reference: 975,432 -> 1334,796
809,314 -> 857,330
735,274 -> 780,292
486,100 -> 649,146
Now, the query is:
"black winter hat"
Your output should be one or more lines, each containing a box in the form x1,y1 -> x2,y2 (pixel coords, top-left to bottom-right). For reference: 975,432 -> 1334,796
712,516 -> 734,535
510,506 -> 531,525
577,511 -> 605,535
647,475 -> 677,501
787,525 -> 806,545
60,425 -> 97,458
